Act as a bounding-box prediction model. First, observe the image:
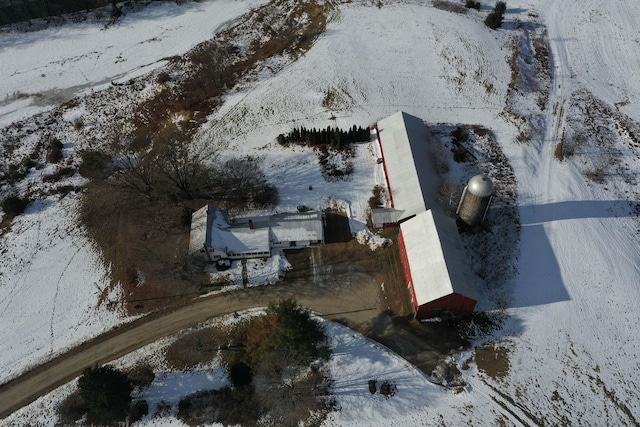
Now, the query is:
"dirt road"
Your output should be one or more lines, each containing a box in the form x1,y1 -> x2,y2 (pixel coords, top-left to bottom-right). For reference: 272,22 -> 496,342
0,269 -> 381,419
0,251 -> 465,419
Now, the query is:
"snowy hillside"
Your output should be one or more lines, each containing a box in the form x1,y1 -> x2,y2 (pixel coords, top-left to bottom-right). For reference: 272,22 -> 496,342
2,0 -> 640,425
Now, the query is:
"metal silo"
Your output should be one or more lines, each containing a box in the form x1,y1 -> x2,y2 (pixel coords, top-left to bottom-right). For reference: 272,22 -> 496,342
456,175 -> 493,226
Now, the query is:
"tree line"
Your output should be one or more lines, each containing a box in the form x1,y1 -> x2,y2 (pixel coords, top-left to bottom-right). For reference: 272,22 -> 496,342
277,125 -> 370,150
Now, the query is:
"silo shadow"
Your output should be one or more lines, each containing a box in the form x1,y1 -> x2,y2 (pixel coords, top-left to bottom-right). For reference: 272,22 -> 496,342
510,223 -> 570,308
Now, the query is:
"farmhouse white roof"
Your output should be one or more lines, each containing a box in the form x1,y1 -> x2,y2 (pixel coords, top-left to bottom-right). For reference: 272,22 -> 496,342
217,227 -> 271,255
194,205 -> 323,256
400,210 -> 477,305
270,211 -> 323,243
377,111 -> 437,220
189,205 -> 209,254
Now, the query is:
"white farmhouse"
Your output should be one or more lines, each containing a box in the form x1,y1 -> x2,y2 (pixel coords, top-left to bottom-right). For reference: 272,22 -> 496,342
189,205 -> 324,261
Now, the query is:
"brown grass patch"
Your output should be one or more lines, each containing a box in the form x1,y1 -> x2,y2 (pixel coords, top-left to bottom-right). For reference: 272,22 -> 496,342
131,0 -> 332,150
165,320 -> 251,370
81,180 -> 200,314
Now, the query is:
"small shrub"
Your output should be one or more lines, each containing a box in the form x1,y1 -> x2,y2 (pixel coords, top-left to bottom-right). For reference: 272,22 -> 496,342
465,0 -> 481,9
43,166 -> 75,182
451,126 -> 468,144
515,129 -> 531,144
129,400 -> 149,423
2,194 -> 30,216
157,72 -> 171,84
368,185 -> 384,210
485,2 -> 506,29
554,142 -> 564,161
254,183 -> 280,208
229,361 -> 253,387
73,117 -> 85,130
432,0 -> 466,13
47,138 -> 64,163
6,163 -> 27,182
23,158 -> 37,170
452,145 -> 470,163
126,363 -> 156,389
181,207 -> 194,227
56,391 -> 86,425
485,12 -> 503,29
79,150 -> 112,180
437,181 -> 462,214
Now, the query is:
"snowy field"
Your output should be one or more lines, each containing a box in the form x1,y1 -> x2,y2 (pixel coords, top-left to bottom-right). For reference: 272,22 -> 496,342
2,0 -> 640,425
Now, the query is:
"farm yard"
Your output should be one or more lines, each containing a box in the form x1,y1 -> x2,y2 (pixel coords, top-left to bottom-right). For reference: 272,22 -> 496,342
2,0 -> 640,425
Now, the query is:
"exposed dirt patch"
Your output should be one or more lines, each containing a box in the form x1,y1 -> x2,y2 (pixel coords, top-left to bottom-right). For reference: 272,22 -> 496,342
281,227 -> 467,375
475,343 -> 511,381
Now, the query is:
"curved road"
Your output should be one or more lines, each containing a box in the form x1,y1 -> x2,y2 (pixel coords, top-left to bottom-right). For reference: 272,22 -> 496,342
0,270 -> 382,419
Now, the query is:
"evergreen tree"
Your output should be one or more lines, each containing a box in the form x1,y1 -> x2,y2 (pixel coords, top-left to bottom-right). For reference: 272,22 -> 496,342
485,1 -> 506,29
77,365 -> 132,424
245,299 -> 329,368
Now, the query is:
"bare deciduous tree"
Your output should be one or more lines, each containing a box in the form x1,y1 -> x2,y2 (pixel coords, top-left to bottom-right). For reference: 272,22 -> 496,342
153,125 -> 219,198
113,150 -> 159,198
437,180 -> 462,214
253,351 -> 329,425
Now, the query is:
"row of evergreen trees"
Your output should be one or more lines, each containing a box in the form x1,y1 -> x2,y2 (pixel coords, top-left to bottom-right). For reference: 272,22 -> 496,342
277,125 -> 370,150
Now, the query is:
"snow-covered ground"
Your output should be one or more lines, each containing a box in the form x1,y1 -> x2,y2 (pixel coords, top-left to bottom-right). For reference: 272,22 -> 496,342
0,194 -> 126,384
0,0 -> 269,126
2,0 -> 640,425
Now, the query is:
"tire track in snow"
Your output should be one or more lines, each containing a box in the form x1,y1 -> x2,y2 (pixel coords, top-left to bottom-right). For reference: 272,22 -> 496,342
48,241 -> 87,356
484,381 -> 544,427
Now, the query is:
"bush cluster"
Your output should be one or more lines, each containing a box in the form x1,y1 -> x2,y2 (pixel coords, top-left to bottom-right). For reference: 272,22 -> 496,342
176,299 -> 331,426
368,185 -> 385,210
57,364 -> 153,425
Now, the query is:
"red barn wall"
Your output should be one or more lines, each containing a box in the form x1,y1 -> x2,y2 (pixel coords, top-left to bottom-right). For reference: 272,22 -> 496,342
398,229 -> 419,312
416,293 -> 477,318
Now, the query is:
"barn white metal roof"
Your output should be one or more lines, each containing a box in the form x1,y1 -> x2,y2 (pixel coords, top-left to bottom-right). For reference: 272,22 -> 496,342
377,111 -> 438,220
400,210 -> 478,305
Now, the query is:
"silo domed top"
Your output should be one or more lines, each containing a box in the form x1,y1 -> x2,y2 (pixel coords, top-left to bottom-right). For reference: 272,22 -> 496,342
467,175 -> 493,197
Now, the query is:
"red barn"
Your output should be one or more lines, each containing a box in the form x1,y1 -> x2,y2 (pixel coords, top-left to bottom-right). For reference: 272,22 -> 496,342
374,111 -> 478,318
399,210 -> 478,318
